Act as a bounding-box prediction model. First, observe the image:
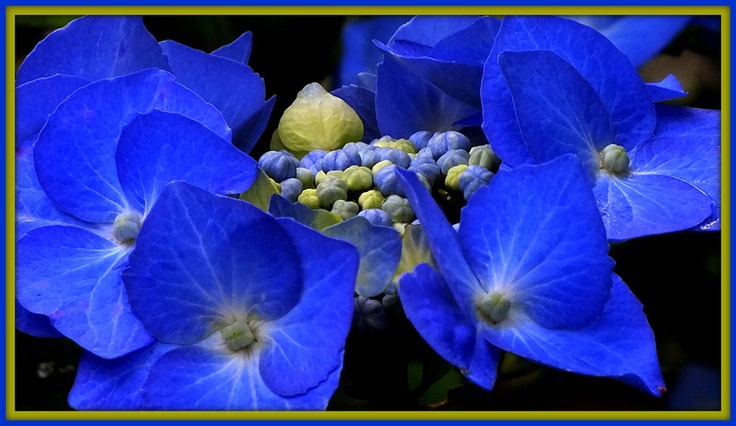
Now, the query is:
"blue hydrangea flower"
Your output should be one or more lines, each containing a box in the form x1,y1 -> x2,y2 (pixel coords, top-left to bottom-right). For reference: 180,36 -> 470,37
482,16 -> 719,241
16,69 -> 257,359
68,182 -> 359,409
395,155 -> 665,395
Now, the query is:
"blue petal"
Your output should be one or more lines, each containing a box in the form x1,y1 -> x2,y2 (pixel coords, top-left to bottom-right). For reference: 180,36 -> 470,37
322,216 -> 401,297
332,84 -> 380,142
236,96 -> 277,153
211,32 -> 253,64
68,342 -> 176,410
376,54 -> 477,138
16,226 -> 153,358
592,173 -> 713,241
16,16 -> 169,86
142,344 -> 342,410
115,110 -> 256,215
398,263 -> 500,390
395,168 -> 484,321
124,182 -> 303,345
498,50 -> 614,181
15,300 -> 62,338
15,74 -> 88,150
647,74 -> 688,103
482,16 -> 656,167
481,274 -> 666,397
259,217 -> 358,396
388,16 -> 482,49
160,39 -> 269,150
460,155 -> 613,330
654,105 -> 720,147
268,195 -> 342,231
33,69 -> 230,223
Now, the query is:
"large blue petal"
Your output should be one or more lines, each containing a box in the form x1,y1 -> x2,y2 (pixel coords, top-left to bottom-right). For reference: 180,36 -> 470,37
592,172 -> 713,241
160,39 -> 269,150
388,16 -> 481,48
34,69 -> 230,223
322,216 -> 401,297
332,84 -> 380,142
498,50 -> 614,181
115,110 -> 256,215
399,263 -> 500,390
460,155 -> 613,330
124,182 -> 303,345
259,217 -> 357,396
482,16 -> 656,167
68,342 -> 176,410
16,16 -> 169,86
211,32 -> 253,64
481,274 -> 666,396
647,74 -> 688,103
142,344 -> 342,410
15,300 -> 62,338
236,96 -> 277,154
375,54 -> 477,138
395,168 -> 483,322
16,226 -> 153,358
15,74 -> 88,150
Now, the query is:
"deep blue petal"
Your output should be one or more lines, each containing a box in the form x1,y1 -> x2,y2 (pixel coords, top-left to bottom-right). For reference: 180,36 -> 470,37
592,173 -> 712,241
460,155 -> 613,330
322,216 -> 401,297
15,300 -> 62,338
399,263 -> 500,390
481,274 -> 666,396
115,110 -> 256,215
376,54 -> 477,138
16,226 -> 153,358
395,168 -> 484,321
498,50 -> 614,181
33,69 -> 230,223
259,217 -> 358,396
16,16 -> 169,86
235,95 -> 276,153
15,74 -> 88,150
68,342 -> 176,410
388,16 -> 482,49
647,74 -> 688,103
124,183 -> 303,345
211,32 -> 253,64
332,84 -> 380,142
483,16 -> 656,167
653,105 -> 720,147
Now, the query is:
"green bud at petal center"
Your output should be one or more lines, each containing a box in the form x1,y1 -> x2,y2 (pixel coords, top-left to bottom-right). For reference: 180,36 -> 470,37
476,292 -> 512,325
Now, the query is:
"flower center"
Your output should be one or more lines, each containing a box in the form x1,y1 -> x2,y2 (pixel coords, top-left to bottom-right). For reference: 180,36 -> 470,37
599,144 -> 630,176
112,211 -> 142,245
221,318 -> 257,352
476,292 -> 512,325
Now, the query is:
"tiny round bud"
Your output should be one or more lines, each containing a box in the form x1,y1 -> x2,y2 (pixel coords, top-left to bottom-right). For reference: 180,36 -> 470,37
113,211 -> 142,245
476,293 -> 512,325
428,131 -> 471,159
409,130 -> 434,150
331,199 -> 360,220
280,178 -> 304,202
468,144 -> 501,172
358,189 -> 385,210
343,165 -> 374,192
321,148 -> 362,172
438,149 -> 470,175
374,138 -> 416,154
374,147 -> 411,169
409,156 -> 442,186
221,318 -> 256,352
359,146 -> 378,168
258,150 -> 299,182
299,149 -> 327,175
445,164 -> 469,191
314,170 -> 328,187
295,167 -> 315,189
374,164 -> 403,196
316,176 -> 349,209
297,188 -> 321,209
459,165 -> 494,201
372,159 -> 393,174
357,208 -> 392,227
382,194 -> 415,224
600,144 -> 630,175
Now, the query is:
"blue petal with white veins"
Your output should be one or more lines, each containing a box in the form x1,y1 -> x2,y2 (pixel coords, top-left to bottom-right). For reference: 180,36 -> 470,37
16,226 -> 153,358
481,274 -> 665,397
16,16 -> 169,86
460,155 -> 613,330
115,110 -> 256,215
211,32 -> 253,64
259,217 -> 357,396
399,263 -> 500,390
124,183 -> 303,345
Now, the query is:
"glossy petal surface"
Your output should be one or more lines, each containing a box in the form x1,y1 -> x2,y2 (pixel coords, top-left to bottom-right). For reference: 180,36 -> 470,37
460,156 -> 613,329
125,183 -> 303,345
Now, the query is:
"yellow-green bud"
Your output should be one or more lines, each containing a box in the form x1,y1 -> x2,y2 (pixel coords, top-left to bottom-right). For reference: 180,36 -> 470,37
221,318 -> 255,352
476,293 -> 511,325
277,82 -> 364,152
600,144 -> 630,176
113,211 -> 142,245
445,164 -> 469,191
298,188 -> 321,209
296,167 -> 315,189
331,199 -> 359,220
316,176 -> 349,209
343,165 -> 374,192
372,159 -> 393,174
374,138 -> 417,155
358,189 -> 385,210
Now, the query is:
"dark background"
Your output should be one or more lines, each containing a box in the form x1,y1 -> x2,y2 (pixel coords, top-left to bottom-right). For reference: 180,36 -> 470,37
14,15 -> 722,411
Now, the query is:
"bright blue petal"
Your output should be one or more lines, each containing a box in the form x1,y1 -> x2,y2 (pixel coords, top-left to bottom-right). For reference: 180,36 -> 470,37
68,342 -> 176,410
160,39 -> 269,150
259,217 -> 358,396
115,110 -> 256,215
332,84 -> 380,142
33,69 -> 230,223
322,216 -> 401,297
482,16 -> 655,167
481,274 -> 666,396
268,195 -> 341,231
460,155 -> 613,330
211,32 -> 253,64
124,182 -> 303,345
498,50 -> 614,181
399,263 -> 500,390
142,344 -> 342,410
236,96 -> 277,153
16,226 -> 153,358
395,168 -> 483,321
647,74 -> 688,103
15,75 -> 88,150
376,54 -> 477,138
15,300 -> 62,338
593,173 -> 713,241
16,16 -> 169,86
388,16 -> 481,49
653,105 -> 720,146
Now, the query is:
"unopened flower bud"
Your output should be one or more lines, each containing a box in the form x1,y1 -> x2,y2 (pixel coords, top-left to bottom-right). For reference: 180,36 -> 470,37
113,211 -> 142,245
297,188 -> 320,209
321,148 -> 362,172
299,149 -> 327,175
445,164 -> 469,191
343,165 -> 374,192
258,150 -> 299,182
374,164 -> 403,196
468,144 -> 501,172
359,146 -> 378,168
317,176 -> 349,208
382,194 -> 415,223
280,178 -> 303,202
459,165 -> 494,201
221,318 -> 256,352
409,130 -> 433,150
600,144 -> 630,175
438,149 -> 470,175
357,208 -> 392,227
476,293 -> 511,325
374,138 -> 416,155
409,156 -> 442,186
358,189 -> 385,210
428,131 -> 471,159
296,167 -> 315,189
331,199 -> 359,220
374,147 -> 411,169
372,159 -> 393,174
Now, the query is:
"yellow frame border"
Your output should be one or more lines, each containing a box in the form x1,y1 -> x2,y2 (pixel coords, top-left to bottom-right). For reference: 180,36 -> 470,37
6,5 -> 730,421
